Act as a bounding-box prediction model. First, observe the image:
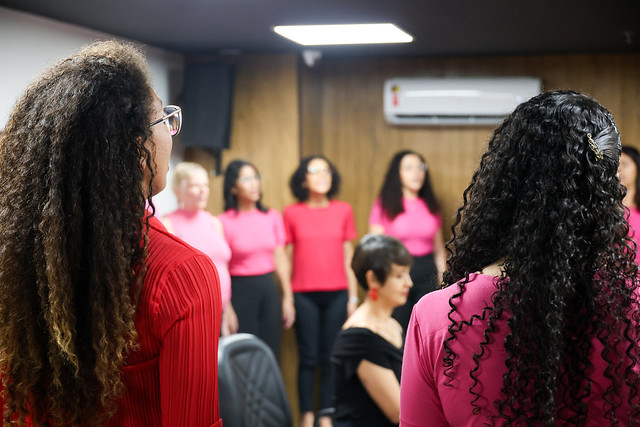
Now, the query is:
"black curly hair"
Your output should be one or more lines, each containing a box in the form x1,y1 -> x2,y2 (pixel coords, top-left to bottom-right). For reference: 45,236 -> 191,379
378,150 -> 440,219
223,159 -> 268,212
0,41 -> 156,425
289,155 -> 341,202
441,90 -> 640,424
622,146 -> 640,208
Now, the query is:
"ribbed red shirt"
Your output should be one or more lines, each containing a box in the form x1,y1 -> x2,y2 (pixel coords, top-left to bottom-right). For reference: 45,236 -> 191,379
107,215 -> 223,426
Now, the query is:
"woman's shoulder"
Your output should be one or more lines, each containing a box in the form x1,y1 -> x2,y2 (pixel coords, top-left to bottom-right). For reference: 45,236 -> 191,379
413,274 -> 500,335
334,327 -> 403,363
147,216 -> 216,270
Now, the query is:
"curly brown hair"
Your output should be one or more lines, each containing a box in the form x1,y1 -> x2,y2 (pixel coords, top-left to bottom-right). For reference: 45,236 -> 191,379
0,41 -> 155,425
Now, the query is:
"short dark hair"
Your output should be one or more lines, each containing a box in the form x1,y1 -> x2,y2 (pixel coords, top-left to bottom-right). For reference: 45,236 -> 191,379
289,155 -> 341,202
351,234 -> 413,291
223,159 -> 267,213
622,145 -> 640,207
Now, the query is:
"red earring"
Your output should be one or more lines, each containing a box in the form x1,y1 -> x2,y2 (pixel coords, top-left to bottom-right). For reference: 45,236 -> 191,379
369,288 -> 378,301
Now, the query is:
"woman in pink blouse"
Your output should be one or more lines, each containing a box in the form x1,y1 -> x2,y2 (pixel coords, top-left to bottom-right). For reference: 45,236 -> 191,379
219,159 -> 294,359
369,150 -> 446,334
284,155 -> 359,427
400,91 -> 640,426
164,162 -> 238,336
619,146 -> 640,264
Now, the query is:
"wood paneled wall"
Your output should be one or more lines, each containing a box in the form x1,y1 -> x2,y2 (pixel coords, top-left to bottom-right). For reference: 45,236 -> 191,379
301,53 -> 640,239
189,52 -> 640,425
185,53 -> 305,422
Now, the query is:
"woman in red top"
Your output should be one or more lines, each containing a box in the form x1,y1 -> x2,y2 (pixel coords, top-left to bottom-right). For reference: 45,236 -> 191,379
284,156 -> 359,427
0,41 -> 222,426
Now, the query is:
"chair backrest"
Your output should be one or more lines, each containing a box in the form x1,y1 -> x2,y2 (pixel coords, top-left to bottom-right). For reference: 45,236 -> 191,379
218,333 -> 293,427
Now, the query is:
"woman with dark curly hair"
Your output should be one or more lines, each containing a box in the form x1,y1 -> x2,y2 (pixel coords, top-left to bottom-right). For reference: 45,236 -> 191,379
400,90 -> 640,425
0,41 -> 222,426
619,146 -> 640,264
369,150 -> 445,335
284,155 -> 358,427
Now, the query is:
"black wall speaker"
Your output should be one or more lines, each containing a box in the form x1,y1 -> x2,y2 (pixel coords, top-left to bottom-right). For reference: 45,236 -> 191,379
180,61 -> 235,151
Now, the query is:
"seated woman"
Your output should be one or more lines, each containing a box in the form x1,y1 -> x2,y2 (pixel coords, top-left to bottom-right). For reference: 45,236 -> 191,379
331,234 -> 413,427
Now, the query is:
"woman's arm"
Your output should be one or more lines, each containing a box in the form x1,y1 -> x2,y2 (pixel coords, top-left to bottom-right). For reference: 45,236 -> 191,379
357,360 -> 400,423
432,229 -> 447,284
162,216 -> 174,234
274,246 -> 295,329
343,241 -> 359,317
158,255 -> 222,426
211,215 -> 224,236
368,224 -> 385,235
221,302 -> 239,336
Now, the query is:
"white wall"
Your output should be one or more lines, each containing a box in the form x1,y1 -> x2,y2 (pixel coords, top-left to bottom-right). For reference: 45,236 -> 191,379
0,6 -> 183,214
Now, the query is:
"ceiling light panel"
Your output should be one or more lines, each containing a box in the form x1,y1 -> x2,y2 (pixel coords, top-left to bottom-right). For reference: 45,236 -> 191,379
273,23 -> 413,46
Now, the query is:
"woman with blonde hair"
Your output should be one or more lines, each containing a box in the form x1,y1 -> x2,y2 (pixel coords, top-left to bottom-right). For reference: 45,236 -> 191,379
164,161 -> 238,336
0,41 -> 222,426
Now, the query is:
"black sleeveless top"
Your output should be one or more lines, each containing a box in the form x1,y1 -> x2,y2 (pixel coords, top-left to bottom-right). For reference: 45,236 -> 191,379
331,327 -> 403,427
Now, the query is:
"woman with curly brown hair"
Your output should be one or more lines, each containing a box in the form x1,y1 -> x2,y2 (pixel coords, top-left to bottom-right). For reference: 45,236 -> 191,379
400,91 -> 640,425
0,41 -> 222,426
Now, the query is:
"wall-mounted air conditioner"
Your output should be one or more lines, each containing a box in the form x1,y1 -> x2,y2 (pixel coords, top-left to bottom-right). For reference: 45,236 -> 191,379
383,77 -> 542,125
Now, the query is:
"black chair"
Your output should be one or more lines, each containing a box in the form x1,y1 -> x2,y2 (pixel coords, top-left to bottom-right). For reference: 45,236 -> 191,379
218,333 -> 293,427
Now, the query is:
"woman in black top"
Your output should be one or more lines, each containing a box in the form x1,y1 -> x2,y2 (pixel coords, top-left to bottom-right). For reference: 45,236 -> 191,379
331,234 -> 413,426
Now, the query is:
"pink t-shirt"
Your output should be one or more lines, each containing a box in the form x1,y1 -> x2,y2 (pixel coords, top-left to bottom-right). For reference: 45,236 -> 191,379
218,208 -> 286,276
368,197 -> 442,256
164,209 -> 232,308
400,273 -> 636,426
627,207 -> 640,265
284,200 -> 357,293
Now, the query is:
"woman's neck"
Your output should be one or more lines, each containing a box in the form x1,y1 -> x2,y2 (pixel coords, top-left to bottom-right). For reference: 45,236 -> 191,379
237,199 -> 256,212
402,187 -> 419,199
305,193 -> 330,208
624,189 -> 636,208
478,258 -> 507,277
362,297 -> 394,320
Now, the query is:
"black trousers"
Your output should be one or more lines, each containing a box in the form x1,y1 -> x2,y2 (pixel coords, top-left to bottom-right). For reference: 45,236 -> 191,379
392,253 -> 437,336
230,272 -> 282,360
293,290 -> 347,412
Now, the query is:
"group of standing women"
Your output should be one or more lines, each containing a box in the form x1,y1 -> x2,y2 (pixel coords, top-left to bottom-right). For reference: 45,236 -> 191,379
163,150 -> 444,427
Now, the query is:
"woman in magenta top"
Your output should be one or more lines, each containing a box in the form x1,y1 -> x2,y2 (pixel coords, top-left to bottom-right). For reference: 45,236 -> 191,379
164,162 -> 237,336
400,91 -> 640,425
0,41 -> 222,426
369,150 -> 446,334
219,159 -> 295,359
619,146 -> 640,264
284,155 -> 359,427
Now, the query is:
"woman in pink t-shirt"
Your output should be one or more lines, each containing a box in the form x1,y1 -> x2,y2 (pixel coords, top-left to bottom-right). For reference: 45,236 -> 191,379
619,146 -> 640,264
163,162 -> 237,336
400,91 -> 640,426
284,156 -> 359,427
369,150 -> 446,335
219,159 -> 295,360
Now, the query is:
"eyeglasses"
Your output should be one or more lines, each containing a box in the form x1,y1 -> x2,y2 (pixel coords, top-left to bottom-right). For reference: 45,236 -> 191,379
400,163 -> 428,173
307,166 -> 333,175
238,174 -> 261,184
149,105 -> 182,136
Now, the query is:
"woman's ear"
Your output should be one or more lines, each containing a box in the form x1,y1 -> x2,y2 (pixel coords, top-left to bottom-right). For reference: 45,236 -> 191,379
365,270 -> 379,290
138,136 -> 148,170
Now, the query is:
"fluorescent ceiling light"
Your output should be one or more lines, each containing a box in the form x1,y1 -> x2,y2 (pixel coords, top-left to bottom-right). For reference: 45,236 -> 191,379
273,23 -> 413,46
